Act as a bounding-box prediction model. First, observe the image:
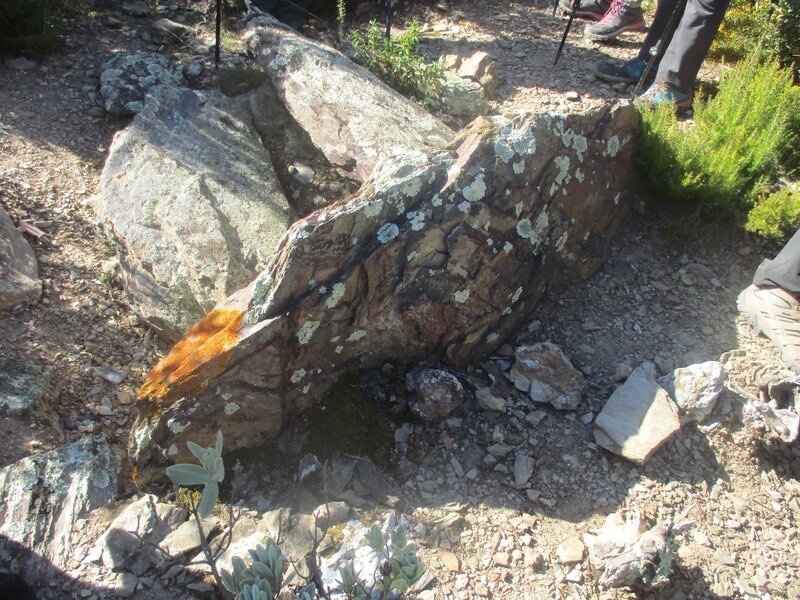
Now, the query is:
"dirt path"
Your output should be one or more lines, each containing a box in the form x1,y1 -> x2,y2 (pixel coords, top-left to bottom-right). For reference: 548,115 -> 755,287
1,2 -> 798,599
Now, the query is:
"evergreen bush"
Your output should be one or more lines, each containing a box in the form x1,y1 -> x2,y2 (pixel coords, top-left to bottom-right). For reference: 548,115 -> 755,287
636,51 -> 799,228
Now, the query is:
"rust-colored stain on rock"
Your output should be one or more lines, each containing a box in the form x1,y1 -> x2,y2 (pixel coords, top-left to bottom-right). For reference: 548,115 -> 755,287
138,308 -> 244,402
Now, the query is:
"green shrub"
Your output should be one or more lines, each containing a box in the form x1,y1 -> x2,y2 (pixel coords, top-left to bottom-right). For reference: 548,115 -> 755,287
710,0 -> 800,80
636,51 -> 799,226
746,185 -> 800,239
350,18 -> 443,102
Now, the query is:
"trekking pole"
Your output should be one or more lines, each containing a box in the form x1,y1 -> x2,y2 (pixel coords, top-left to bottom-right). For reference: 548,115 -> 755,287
386,0 -> 394,38
554,0 -> 581,65
215,0 -> 222,64
631,0 -> 687,97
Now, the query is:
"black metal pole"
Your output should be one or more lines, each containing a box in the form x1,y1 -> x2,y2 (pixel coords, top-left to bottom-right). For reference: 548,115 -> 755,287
215,0 -> 222,64
386,0 -> 393,38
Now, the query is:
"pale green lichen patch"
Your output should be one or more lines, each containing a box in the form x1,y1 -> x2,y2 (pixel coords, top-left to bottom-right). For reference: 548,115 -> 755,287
575,168 -> 585,183
297,320 -> 320,344
510,286 -> 523,303
325,282 -> 346,308
463,176 -> 486,203
432,194 -> 443,207
303,384 -> 311,394
556,231 -> 569,252
224,402 -> 241,415
554,156 -> 570,186
290,368 -> 306,383
407,250 -> 420,261
513,160 -> 525,175
515,202 -> 524,218
347,329 -> 367,342
516,218 -> 533,239
494,136 -> 515,164
454,289 -> 470,303
572,134 -> 588,160
510,125 -> 537,156
168,418 -> 189,434
503,241 -> 513,253
605,135 -> 620,157
335,345 -> 344,354
487,332 -> 499,343
363,199 -> 383,218
377,223 -> 400,244
407,210 -> 426,231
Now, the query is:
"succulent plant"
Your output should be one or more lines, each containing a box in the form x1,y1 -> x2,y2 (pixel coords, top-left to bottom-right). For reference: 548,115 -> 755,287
165,431 -> 224,518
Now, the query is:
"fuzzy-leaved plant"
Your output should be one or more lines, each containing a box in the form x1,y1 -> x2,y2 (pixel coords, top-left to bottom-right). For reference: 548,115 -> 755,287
339,524 -> 424,597
220,539 -> 317,600
165,431 -> 225,518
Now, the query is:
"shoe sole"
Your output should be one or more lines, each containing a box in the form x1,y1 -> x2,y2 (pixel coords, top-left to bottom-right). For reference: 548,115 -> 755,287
585,21 -> 646,41
738,285 -> 800,372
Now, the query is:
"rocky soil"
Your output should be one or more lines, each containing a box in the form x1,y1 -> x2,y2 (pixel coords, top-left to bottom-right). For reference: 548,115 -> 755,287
1,1 -> 798,599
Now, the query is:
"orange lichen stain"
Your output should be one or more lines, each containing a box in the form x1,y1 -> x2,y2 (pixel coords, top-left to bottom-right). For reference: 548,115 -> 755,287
138,308 -> 244,403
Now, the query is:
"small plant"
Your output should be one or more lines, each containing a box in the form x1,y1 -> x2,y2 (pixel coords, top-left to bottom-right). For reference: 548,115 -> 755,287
159,432 -> 425,599
220,540 -> 317,600
746,185 -> 800,240
350,19 -> 444,102
337,0 -> 346,46
166,431 -> 225,519
338,524 -> 425,598
636,49 -> 799,228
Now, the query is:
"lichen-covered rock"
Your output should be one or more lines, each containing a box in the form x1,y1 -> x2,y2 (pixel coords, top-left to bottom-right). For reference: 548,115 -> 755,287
0,205 -> 41,310
99,52 -> 185,115
510,343 -> 585,410
244,16 -> 455,182
406,367 -> 465,421
0,436 -> 122,581
0,355 -> 58,418
94,84 -> 295,340
130,102 -> 639,478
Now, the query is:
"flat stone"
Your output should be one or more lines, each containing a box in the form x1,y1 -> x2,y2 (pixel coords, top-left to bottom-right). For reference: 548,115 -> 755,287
440,551 -> 461,571
594,362 -> 681,465
556,537 -> 585,564
114,572 -> 138,598
513,453 -> 535,488
159,517 -> 216,557
475,386 -> 506,412
312,501 -> 350,527
0,205 -> 41,309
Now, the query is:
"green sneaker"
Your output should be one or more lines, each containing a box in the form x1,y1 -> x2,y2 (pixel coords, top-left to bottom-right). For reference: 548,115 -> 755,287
636,82 -> 692,111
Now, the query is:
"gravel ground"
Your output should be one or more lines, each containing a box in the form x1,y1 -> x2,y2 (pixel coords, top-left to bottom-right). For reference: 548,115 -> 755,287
1,1 -> 798,599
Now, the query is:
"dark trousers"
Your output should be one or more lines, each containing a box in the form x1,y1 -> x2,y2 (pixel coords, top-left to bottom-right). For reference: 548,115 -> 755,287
636,0 -> 730,94
754,229 -> 800,293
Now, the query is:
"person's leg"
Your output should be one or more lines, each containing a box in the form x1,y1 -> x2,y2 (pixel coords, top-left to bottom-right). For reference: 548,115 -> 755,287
754,229 -> 800,293
636,0 -> 683,60
654,0 -> 730,94
738,230 -> 800,372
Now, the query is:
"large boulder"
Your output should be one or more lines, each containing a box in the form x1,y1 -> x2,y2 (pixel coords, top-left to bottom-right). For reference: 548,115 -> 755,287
0,205 -> 41,310
94,84 -> 295,340
129,101 -> 639,478
0,436 -> 123,581
244,16 -> 455,183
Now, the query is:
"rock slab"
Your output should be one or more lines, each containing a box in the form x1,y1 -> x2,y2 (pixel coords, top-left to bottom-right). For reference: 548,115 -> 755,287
245,16 -> 455,183
94,84 -> 295,340
594,362 -> 681,465
130,102 -> 639,476
0,436 -> 122,581
0,205 -> 41,310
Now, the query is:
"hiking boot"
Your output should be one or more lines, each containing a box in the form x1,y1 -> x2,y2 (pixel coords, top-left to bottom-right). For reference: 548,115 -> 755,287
594,57 -> 652,84
558,0 -> 612,20
738,285 -> 800,372
584,0 -> 646,41
635,82 -> 692,111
